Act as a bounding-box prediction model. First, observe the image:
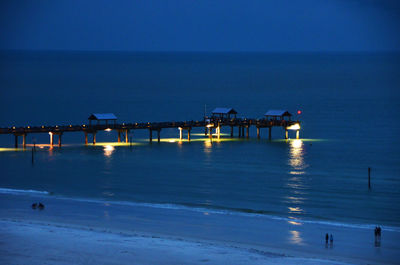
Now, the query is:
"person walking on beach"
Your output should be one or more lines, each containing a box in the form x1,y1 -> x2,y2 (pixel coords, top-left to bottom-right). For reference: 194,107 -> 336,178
330,234 -> 333,247
375,226 -> 382,247
325,233 -> 329,244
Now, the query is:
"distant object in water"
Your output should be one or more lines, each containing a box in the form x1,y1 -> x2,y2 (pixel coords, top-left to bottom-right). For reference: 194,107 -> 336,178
31,203 -> 37,209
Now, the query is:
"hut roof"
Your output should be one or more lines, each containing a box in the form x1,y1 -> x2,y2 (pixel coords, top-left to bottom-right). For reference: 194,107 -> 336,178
212,108 -> 238,115
264,110 -> 292,117
88,113 -> 117,120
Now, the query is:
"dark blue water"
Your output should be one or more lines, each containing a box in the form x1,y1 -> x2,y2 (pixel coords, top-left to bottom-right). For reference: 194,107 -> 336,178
1,51 -> 399,227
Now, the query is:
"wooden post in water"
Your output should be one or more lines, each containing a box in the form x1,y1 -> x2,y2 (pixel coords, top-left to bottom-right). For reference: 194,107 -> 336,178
22,134 -> 26,149
14,135 -> 18,148
125,129 -> 129,143
285,129 -> 288,140
296,130 -> 300,139
188,128 -> 191,141
238,126 -> 241,138
49,132 -> 54,146
217,125 -> 220,139
117,131 -> 121,143
246,126 -> 249,139
257,127 -> 260,139
84,132 -> 88,145
268,127 -> 272,140
149,129 -> 153,143
242,126 -> 245,138
179,127 -> 183,140
58,133 -> 62,147
368,167 -> 371,190
230,126 -> 233,138
157,129 -> 161,143
92,132 -> 96,145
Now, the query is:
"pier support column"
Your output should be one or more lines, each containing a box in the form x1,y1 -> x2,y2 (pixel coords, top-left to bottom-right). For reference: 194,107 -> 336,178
179,128 -> 183,140
93,132 -> 96,145
22,134 -> 26,149
118,131 -> 121,143
188,128 -> 191,141
157,129 -> 161,143
246,126 -> 249,139
204,127 -> 208,136
84,132 -> 88,145
296,130 -> 300,139
49,132 -> 54,146
14,135 -> 18,148
268,127 -> 272,140
257,127 -> 260,139
230,126 -> 233,138
208,128 -> 212,139
58,133 -> 62,147
149,129 -> 153,143
125,129 -> 129,143
217,125 -> 220,139
238,126 -> 241,138
285,129 -> 288,140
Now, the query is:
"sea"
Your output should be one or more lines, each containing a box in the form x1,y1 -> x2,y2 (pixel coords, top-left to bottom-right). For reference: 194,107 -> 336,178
0,51 -> 399,229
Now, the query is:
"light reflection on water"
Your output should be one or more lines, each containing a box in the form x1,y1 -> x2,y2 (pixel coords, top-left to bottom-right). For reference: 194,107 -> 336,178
286,139 -> 309,218
103,145 -> 115,157
289,230 -> 304,245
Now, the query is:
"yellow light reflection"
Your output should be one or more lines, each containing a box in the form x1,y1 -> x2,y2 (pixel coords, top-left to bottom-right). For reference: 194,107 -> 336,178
288,139 -> 307,174
289,230 -> 304,245
288,207 -> 303,213
288,220 -> 302,226
103,145 -> 115,157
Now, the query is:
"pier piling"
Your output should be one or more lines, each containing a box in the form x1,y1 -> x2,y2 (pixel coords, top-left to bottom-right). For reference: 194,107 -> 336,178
22,134 -> 26,149
125,129 -> 129,143
268,127 -> 272,140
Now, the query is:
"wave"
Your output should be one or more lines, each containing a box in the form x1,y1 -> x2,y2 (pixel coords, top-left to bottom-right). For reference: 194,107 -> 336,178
0,187 -> 50,195
1,187 -> 399,233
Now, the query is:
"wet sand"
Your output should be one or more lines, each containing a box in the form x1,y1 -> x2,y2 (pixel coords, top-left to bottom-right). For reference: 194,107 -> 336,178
0,193 -> 399,264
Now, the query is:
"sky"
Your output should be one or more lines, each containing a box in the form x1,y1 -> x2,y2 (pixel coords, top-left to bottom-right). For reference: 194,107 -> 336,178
0,0 -> 399,52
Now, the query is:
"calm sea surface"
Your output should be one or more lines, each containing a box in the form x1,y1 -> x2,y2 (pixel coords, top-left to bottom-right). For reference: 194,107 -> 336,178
1,51 -> 399,227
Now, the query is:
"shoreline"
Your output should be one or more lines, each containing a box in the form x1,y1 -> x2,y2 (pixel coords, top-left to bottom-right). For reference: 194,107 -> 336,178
1,193 -> 399,264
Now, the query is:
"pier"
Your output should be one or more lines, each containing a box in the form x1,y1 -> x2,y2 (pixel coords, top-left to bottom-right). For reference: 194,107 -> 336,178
0,109 -> 301,148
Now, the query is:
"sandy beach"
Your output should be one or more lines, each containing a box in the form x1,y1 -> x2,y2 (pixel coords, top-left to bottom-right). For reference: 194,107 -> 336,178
1,193 -> 399,265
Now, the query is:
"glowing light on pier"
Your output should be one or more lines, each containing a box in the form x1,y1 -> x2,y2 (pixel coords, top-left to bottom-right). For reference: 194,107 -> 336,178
287,123 -> 300,130
104,128 -> 112,132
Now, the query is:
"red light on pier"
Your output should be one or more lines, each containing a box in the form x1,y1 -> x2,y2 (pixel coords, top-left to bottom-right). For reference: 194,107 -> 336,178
297,110 -> 302,115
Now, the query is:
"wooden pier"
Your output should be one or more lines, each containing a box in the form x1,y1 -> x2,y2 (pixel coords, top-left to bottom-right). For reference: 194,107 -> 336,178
0,110 -> 301,148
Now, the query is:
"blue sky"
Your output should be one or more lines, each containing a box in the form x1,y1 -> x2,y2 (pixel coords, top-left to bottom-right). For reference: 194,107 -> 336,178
0,0 -> 399,52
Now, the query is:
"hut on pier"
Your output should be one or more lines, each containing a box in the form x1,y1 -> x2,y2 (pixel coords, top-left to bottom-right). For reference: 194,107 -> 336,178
88,113 -> 117,126
211,108 -> 238,120
264,110 -> 292,121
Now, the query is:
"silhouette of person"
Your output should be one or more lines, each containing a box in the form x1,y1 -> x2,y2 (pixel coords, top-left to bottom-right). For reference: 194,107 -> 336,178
329,234 -> 333,248
325,233 -> 329,244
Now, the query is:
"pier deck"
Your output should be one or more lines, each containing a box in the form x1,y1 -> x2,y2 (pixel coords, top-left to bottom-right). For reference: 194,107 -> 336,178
0,118 -> 300,148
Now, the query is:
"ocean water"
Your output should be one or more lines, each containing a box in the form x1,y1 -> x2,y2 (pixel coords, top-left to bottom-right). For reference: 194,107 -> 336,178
0,51 -> 399,228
